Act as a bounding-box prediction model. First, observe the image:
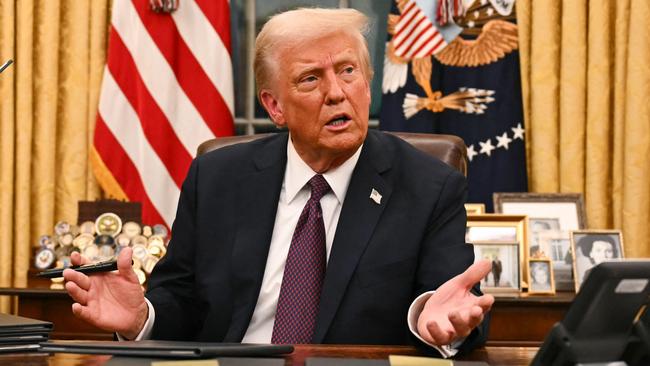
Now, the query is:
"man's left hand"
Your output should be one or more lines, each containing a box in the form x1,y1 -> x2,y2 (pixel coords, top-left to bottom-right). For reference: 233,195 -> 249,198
417,260 -> 495,346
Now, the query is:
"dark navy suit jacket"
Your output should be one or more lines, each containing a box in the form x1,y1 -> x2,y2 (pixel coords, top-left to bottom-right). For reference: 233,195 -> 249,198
146,130 -> 487,354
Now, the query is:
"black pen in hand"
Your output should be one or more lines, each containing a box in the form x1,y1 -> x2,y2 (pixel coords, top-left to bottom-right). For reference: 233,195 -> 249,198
37,260 -> 121,278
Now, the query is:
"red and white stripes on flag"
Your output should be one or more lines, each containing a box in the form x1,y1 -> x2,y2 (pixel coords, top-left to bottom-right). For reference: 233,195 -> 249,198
392,0 -> 447,59
92,0 -> 234,227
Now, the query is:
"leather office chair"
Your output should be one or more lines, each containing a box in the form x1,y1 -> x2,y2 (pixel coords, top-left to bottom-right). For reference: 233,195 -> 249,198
197,131 -> 468,176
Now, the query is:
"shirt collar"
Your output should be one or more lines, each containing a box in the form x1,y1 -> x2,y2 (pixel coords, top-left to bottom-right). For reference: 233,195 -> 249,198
284,135 -> 362,205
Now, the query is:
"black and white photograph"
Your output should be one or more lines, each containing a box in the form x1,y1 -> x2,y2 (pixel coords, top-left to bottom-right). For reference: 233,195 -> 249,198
473,242 -> 520,295
529,217 -> 561,257
535,232 -> 572,263
571,230 -> 625,291
527,259 -> 555,295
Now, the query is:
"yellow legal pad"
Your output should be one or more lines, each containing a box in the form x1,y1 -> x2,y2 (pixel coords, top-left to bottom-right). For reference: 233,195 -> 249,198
151,360 -> 219,366
389,355 -> 453,366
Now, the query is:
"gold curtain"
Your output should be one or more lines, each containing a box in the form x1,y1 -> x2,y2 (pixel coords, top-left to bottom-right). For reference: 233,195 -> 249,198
518,0 -> 650,258
0,0 -> 110,312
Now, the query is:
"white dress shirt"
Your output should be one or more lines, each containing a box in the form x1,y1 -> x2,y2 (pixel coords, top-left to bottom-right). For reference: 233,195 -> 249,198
125,136 -> 458,357
241,136 -> 362,342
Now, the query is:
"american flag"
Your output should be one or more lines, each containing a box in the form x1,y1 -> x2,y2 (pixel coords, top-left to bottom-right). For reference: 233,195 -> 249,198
392,0 -> 447,59
92,0 -> 234,227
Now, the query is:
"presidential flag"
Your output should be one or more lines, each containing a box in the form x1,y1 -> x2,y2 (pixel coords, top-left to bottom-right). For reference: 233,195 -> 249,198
380,0 -> 527,211
92,0 -> 234,227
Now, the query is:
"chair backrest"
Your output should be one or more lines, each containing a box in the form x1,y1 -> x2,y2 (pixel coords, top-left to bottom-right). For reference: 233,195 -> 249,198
197,131 -> 467,176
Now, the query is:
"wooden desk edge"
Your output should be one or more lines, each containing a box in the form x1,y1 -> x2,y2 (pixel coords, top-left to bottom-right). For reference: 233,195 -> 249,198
0,345 -> 539,366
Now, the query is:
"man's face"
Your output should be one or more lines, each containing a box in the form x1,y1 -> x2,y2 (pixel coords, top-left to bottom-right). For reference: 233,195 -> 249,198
532,265 -> 548,285
589,241 -> 614,264
260,32 -> 370,170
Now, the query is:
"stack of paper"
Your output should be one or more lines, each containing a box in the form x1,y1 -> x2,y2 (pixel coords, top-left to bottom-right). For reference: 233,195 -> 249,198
0,313 -> 52,353
38,340 -> 293,358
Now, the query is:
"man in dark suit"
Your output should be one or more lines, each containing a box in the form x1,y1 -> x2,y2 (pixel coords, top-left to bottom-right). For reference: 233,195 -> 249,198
63,7 -> 493,357
492,256 -> 503,287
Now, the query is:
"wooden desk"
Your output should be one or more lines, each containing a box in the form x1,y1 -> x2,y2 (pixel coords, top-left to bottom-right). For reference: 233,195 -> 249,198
0,345 -> 538,365
487,292 -> 573,346
0,284 -> 573,345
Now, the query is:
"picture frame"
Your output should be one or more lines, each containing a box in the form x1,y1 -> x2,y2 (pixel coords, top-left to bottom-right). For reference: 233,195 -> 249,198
527,258 -> 555,295
472,241 -> 521,295
466,214 -> 528,288
493,192 -> 587,230
570,230 -> 625,292
465,203 -> 486,215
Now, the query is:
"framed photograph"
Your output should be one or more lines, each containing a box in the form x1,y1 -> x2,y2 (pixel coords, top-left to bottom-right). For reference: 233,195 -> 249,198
466,214 -> 528,288
472,242 -> 520,295
530,229 -> 574,291
570,230 -> 625,292
465,203 -> 486,215
528,258 -> 555,295
529,217 -> 561,257
493,193 -> 587,230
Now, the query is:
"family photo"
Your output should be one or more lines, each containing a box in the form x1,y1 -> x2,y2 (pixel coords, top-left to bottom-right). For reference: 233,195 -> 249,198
528,259 -> 555,294
473,243 -> 520,294
571,231 -> 625,290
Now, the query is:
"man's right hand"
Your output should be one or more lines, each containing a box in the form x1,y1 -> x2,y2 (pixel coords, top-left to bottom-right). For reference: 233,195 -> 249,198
63,247 -> 148,340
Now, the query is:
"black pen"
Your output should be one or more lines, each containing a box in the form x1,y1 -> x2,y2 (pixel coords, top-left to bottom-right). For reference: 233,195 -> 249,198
0,59 -> 13,73
37,260 -> 119,278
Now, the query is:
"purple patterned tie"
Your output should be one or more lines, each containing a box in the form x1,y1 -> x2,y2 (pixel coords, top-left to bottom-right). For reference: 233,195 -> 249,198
271,174 -> 331,344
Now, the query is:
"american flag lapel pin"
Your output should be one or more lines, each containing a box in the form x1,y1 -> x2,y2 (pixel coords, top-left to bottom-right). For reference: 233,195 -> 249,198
369,188 -> 382,205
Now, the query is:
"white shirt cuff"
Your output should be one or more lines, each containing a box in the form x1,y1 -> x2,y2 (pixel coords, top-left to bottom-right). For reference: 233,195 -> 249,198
407,291 -> 465,358
116,298 -> 156,341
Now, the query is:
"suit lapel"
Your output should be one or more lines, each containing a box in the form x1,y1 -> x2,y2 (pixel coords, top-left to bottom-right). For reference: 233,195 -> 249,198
224,134 -> 288,342
313,131 -> 393,342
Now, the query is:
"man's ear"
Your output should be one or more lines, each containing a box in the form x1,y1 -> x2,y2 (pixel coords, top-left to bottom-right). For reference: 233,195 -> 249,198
364,78 -> 371,99
259,89 -> 286,127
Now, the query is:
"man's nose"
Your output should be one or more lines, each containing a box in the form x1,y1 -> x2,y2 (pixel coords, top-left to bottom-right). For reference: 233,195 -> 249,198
323,71 -> 345,105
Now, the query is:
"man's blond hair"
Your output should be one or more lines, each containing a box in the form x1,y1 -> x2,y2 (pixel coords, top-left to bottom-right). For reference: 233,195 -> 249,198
254,7 -> 373,95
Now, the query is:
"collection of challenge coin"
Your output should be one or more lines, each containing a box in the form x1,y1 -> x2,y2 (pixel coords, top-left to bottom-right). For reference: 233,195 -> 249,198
34,212 -> 169,285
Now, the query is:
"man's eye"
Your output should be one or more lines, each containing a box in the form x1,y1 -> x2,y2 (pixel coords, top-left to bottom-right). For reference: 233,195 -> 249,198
301,76 -> 317,83
343,66 -> 354,74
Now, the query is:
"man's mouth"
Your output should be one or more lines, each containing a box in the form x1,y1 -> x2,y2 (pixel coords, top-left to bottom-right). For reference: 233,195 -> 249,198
326,114 -> 351,127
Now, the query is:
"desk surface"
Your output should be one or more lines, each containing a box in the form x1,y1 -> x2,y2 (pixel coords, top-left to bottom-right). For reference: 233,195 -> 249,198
0,345 -> 537,365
